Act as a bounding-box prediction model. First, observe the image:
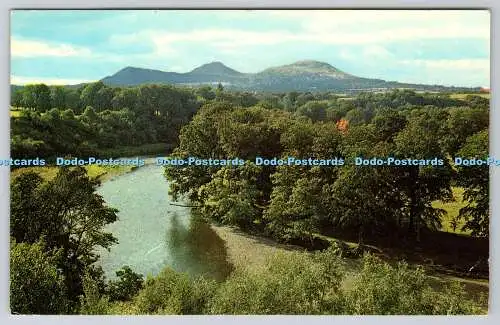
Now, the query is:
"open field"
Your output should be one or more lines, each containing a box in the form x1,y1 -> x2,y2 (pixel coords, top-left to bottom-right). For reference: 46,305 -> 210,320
449,93 -> 490,100
10,164 -> 136,182
432,187 -> 470,235
10,110 -> 22,118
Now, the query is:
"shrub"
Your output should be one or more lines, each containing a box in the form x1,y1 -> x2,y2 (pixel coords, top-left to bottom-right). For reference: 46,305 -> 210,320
135,268 -> 217,314
79,271 -> 110,315
208,248 -> 345,314
10,240 -> 70,314
107,266 -> 144,302
343,254 -> 484,315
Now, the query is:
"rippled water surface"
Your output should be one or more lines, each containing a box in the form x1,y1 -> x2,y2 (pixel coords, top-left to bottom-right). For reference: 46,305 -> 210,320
96,164 -> 232,280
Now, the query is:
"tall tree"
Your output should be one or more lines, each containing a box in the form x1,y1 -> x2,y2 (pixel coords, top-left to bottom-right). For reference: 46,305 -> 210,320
10,167 -> 119,305
455,130 -> 489,237
394,109 -> 453,239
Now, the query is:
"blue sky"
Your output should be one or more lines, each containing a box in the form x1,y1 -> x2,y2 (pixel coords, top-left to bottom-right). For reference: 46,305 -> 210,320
11,10 -> 490,87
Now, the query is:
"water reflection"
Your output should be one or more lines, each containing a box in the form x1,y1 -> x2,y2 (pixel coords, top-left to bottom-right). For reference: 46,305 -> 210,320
96,164 -> 232,281
167,211 -> 233,281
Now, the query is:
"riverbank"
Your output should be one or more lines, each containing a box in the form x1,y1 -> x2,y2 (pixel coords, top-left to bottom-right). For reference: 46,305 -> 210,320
10,157 -> 159,182
210,223 -> 488,308
210,225 -> 304,272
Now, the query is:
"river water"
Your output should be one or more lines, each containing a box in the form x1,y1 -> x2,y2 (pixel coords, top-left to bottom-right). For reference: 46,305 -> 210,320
95,164 -> 232,281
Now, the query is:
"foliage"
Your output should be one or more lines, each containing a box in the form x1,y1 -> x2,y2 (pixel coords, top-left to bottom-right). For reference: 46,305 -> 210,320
344,254 -> 483,315
79,271 -> 111,315
208,248 -> 345,314
11,83 -> 201,158
119,251 -> 484,315
10,167 -> 119,306
135,268 -> 217,314
166,89 -> 489,243
455,130 -> 489,237
107,266 -> 144,302
10,240 -> 70,314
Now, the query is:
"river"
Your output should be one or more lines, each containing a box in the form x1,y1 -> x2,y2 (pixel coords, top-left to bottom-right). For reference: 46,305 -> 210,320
95,164 -> 232,281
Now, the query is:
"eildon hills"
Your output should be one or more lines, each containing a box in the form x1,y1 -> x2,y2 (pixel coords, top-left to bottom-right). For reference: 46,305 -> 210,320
100,60 -> 478,92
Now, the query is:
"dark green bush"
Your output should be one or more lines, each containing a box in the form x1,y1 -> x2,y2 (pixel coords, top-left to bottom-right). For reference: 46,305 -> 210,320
107,266 -> 144,302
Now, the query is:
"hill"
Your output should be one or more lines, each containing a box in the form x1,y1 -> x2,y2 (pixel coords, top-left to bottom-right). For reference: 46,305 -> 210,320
13,60 -> 481,93
101,60 -> 479,92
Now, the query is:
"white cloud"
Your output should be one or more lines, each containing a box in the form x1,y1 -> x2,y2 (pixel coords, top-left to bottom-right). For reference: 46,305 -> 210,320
362,45 -> 393,59
11,39 -> 92,58
397,59 -> 490,87
10,75 -> 95,85
103,10 -> 489,63
400,58 -> 489,70
118,19 -> 488,57
267,10 -> 489,34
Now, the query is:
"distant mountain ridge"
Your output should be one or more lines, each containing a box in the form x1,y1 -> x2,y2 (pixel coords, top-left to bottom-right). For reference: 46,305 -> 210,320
97,60 -> 478,92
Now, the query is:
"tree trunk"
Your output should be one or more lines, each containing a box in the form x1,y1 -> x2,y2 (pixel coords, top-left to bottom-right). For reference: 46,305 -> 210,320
408,167 -> 418,237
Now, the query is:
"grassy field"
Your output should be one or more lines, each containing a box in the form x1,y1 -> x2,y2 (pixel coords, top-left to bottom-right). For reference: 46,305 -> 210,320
449,93 -> 490,100
10,164 -> 136,182
10,110 -> 22,118
432,187 -> 470,235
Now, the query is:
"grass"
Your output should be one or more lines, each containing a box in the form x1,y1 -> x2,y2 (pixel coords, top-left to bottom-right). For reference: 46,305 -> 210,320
10,166 -> 59,181
96,143 -> 172,158
85,164 -> 136,182
449,93 -> 490,100
210,224 -> 488,309
10,110 -> 22,118
10,164 -> 137,183
432,187 -> 470,235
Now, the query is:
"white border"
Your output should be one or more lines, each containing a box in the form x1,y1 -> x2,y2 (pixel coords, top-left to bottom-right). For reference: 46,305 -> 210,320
0,1 -> 497,324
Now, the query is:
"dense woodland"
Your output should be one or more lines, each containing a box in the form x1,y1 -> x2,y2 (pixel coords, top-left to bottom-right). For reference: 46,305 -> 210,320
9,82 -> 490,314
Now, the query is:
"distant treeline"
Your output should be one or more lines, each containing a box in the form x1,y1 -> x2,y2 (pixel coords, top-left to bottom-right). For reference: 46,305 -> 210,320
10,82 -> 488,159
11,82 -> 202,158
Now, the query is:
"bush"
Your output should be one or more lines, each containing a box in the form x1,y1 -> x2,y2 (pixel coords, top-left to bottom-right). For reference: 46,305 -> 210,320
10,240 -> 70,314
79,271 -> 110,315
135,268 -> 217,314
343,254 -> 484,315
107,266 -> 144,302
116,251 -> 485,315
208,248 -> 345,314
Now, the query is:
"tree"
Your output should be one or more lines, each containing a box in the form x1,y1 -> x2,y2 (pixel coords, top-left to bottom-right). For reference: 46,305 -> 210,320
10,172 -> 46,243
11,87 -> 24,107
10,240 -> 70,314
79,271 -> 110,315
371,108 -> 407,142
393,109 -> 453,239
265,166 -> 323,244
111,87 -> 139,110
196,86 -> 216,101
296,101 -> 328,121
10,167 -> 119,305
80,82 -> 106,111
441,107 -> 489,156
345,108 -> 365,125
22,84 -> 51,111
198,165 -> 262,229
51,86 -> 67,109
455,130 -> 489,237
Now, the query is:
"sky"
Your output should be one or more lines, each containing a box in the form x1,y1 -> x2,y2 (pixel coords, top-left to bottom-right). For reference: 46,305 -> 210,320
10,10 -> 490,87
